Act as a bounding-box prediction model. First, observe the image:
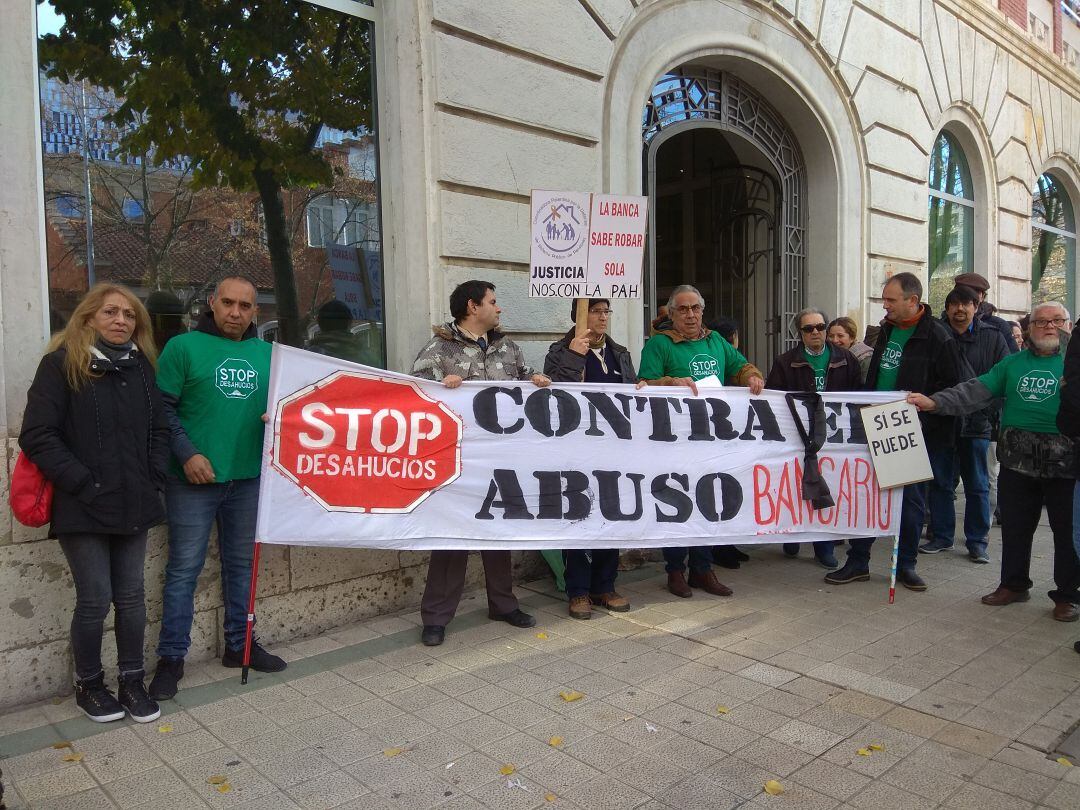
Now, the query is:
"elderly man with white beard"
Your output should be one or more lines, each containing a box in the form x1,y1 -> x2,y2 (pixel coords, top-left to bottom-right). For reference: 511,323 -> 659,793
908,301 -> 1080,623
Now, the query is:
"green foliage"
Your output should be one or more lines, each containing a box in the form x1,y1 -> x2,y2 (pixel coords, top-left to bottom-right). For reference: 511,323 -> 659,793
39,0 -> 373,192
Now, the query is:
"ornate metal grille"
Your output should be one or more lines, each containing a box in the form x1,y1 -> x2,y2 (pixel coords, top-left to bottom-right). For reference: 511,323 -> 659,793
644,67 -> 806,354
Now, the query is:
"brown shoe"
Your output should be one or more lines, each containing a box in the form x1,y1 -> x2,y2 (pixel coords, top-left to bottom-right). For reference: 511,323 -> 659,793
687,569 -> 733,597
590,591 -> 630,612
568,595 -> 592,620
981,587 -> 1031,606
667,571 -> 692,598
1053,602 -> 1080,622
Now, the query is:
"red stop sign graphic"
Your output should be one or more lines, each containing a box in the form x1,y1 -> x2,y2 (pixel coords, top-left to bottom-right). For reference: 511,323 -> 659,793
271,371 -> 462,513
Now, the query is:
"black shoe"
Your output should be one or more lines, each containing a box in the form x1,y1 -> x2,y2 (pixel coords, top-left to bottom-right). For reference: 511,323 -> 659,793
918,540 -> 952,554
898,568 -> 927,591
783,543 -> 799,557
148,656 -> 184,700
733,547 -> 750,562
711,546 -> 742,569
117,672 -> 161,723
222,641 -> 287,672
1074,640 -> 1080,655
421,625 -> 445,646
824,561 -> 870,585
489,608 -> 536,628
74,672 -> 125,723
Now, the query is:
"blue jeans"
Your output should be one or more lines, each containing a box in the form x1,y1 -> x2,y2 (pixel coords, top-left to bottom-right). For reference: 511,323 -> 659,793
157,477 -> 260,657
928,438 -> 990,554
846,481 -> 926,571
564,549 -> 619,598
663,546 -> 713,574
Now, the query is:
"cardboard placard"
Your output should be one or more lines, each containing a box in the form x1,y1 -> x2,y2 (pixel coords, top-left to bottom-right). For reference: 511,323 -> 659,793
859,400 -> 933,489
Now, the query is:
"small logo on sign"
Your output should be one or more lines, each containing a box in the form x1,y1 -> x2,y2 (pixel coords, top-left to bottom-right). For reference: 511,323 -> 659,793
216,358 -> 259,400
688,354 -> 720,379
533,197 -> 588,259
1015,370 -> 1058,402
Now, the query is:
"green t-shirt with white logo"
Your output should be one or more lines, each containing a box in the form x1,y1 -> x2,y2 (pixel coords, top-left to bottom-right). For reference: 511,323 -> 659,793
639,330 -> 752,383
976,349 -> 1063,434
875,325 -> 915,391
156,331 -> 272,481
804,345 -> 831,392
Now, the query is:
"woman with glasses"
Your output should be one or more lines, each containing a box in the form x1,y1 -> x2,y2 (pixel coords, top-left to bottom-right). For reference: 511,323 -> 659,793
545,298 -> 636,619
765,307 -> 864,569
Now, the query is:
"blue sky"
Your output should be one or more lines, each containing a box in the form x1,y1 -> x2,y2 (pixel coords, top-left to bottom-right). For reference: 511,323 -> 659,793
37,3 -> 64,37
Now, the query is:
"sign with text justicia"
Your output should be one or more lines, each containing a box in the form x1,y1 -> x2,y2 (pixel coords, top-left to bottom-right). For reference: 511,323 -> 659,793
256,346 -> 901,550
528,190 -> 647,300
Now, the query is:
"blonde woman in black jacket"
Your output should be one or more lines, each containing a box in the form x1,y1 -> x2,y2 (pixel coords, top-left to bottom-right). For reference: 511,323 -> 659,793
20,284 -> 169,723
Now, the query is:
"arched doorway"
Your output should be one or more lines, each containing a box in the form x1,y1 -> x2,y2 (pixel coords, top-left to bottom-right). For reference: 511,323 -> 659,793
643,67 -> 806,369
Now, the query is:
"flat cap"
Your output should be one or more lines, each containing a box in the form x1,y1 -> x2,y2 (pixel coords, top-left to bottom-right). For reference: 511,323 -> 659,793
953,272 -> 990,292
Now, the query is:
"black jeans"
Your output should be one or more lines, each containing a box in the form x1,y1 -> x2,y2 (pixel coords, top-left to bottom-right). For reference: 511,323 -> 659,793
997,467 -> 1080,603
563,549 -> 619,598
58,532 -> 148,680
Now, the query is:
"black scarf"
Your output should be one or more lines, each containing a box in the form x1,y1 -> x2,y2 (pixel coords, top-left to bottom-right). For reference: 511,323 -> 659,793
95,336 -> 136,365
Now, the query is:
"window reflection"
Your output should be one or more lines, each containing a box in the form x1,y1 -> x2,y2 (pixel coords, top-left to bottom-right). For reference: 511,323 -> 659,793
927,131 -> 975,312
1032,173 -> 1076,310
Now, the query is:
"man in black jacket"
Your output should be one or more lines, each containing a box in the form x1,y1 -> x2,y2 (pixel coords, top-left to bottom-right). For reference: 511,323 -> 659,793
826,272 -> 967,591
920,285 -> 1008,563
953,272 -> 1019,353
765,306 -> 862,569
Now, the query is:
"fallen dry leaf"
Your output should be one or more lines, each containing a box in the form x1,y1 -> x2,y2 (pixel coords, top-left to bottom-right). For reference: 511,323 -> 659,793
499,764 -> 516,775
547,736 -> 564,747
216,783 -> 232,794
868,743 -> 884,751
207,775 -> 228,785
544,793 -> 557,802
763,780 -> 784,796
856,748 -> 872,757
51,741 -> 73,750
383,747 -> 405,758
559,690 -> 584,702
61,752 -> 84,762
157,724 -> 174,733
535,632 -> 549,640
716,706 -> 730,714
1057,756 -> 1074,767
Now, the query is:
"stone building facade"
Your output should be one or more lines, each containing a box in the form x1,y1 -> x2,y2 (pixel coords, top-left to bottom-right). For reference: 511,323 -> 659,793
2,0 -> 1080,708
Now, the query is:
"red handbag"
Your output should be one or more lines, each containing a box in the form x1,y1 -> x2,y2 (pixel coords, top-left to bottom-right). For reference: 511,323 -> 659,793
9,451 -> 53,528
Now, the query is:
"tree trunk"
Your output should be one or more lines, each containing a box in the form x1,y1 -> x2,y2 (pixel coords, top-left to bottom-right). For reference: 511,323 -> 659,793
254,169 -> 302,347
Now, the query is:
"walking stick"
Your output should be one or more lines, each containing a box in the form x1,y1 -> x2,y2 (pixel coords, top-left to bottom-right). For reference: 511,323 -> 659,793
888,534 -> 899,604
241,541 -> 262,685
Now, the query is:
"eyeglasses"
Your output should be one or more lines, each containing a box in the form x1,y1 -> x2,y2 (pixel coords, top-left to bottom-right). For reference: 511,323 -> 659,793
800,323 -> 827,333
1032,317 -> 1067,328
589,308 -> 613,316
674,304 -> 704,315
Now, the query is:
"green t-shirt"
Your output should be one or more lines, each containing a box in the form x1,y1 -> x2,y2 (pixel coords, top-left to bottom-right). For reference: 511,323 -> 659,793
976,349 -> 1063,434
156,331 -> 272,481
875,325 -> 915,391
639,330 -> 751,383
804,345 -> 831,392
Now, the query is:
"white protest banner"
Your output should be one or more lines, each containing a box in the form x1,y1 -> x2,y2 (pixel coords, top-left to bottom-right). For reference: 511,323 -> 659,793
586,194 -> 647,299
529,190 -> 593,298
859,400 -> 933,489
256,346 -> 901,550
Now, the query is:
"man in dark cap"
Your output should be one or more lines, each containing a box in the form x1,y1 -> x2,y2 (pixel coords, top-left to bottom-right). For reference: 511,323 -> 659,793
952,273 -> 1019,353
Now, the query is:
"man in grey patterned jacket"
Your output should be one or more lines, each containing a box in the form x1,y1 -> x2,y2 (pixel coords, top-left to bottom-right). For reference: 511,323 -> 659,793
410,280 -> 550,646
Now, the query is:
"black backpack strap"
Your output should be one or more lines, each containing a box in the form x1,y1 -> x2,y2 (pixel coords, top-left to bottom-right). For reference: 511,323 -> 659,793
784,391 -> 835,510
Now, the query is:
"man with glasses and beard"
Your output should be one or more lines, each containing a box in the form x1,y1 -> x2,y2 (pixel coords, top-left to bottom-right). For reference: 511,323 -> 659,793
909,302 -> 1080,623
765,307 -> 863,569
637,284 -> 764,599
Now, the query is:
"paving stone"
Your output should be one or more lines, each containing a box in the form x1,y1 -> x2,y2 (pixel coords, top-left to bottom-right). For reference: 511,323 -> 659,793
791,758 -> 871,801
847,779 -> 938,809
879,754 -> 965,802
377,771 -> 459,809
15,767 -> 99,803
734,736 -> 815,777
30,787 -> 122,810
768,719 -> 844,756
931,721 -> 1010,758
973,760 -> 1058,803
943,782 -> 1035,809
560,774 -> 652,810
